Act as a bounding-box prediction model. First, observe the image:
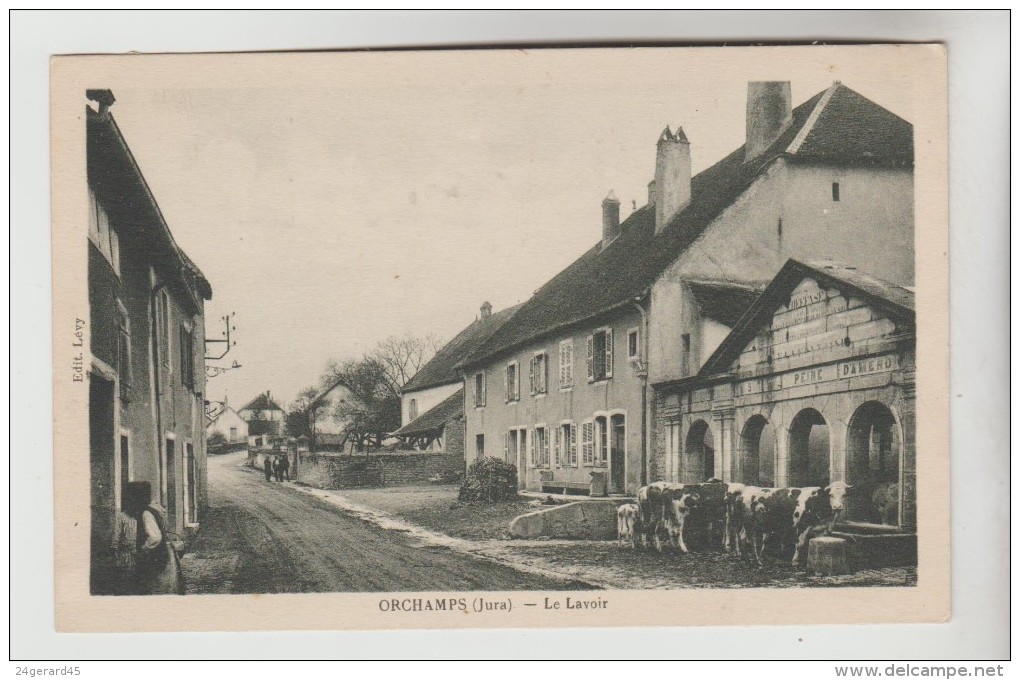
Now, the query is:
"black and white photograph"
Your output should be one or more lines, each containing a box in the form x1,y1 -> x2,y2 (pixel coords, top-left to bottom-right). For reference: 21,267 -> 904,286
50,43 -> 951,632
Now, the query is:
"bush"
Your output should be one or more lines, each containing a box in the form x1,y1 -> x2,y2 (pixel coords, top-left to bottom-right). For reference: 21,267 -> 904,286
458,457 -> 518,503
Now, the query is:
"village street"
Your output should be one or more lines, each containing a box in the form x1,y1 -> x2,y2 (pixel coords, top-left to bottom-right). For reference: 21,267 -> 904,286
181,452 -> 588,593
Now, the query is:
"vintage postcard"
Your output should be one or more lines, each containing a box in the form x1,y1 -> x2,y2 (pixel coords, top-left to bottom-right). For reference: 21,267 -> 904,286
51,44 -> 949,632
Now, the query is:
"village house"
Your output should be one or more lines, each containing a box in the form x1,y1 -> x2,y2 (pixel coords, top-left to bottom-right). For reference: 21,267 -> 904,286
239,391 -> 285,448
391,302 -> 520,456
86,89 -> 213,593
456,80 -> 914,496
656,259 -> 916,539
205,397 -> 248,447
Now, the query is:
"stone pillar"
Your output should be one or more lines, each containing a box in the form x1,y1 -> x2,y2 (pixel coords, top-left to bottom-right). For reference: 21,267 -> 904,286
828,412 -> 849,484
897,370 -> 917,530
775,425 -> 790,489
712,400 -> 735,482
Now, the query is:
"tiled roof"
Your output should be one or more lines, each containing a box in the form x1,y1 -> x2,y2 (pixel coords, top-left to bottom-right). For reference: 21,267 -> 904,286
241,393 -> 284,412
402,304 -> 522,392
391,388 -> 465,437
694,259 -> 915,380
687,280 -> 765,327
458,83 -> 912,370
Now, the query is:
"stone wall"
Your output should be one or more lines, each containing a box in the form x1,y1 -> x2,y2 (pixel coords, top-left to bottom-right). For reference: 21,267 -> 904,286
296,450 -> 463,490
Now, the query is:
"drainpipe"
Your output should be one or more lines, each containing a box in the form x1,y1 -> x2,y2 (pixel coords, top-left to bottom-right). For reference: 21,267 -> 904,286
631,296 -> 650,487
149,282 -> 168,510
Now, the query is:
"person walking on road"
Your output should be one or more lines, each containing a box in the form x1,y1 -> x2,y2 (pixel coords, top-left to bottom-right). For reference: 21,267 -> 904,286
264,456 -> 274,482
278,453 -> 291,482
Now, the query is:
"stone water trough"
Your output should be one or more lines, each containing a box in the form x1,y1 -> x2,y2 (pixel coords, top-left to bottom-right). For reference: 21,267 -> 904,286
509,499 -> 629,540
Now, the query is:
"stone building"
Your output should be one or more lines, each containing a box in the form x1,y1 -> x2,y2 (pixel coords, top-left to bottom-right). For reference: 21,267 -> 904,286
457,80 -> 914,495
86,89 -> 213,593
653,260 -> 915,529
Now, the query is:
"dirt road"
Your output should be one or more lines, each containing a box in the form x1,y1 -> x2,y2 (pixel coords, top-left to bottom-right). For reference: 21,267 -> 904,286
183,452 -> 580,593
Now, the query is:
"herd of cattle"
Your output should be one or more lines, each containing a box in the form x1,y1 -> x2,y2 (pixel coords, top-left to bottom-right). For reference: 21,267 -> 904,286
616,479 -> 863,569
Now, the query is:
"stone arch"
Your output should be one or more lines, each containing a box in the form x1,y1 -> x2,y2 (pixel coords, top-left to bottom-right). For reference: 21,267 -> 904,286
739,414 -> 776,487
788,407 -> 830,488
845,401 -> 902,524
685,419 -> 715,483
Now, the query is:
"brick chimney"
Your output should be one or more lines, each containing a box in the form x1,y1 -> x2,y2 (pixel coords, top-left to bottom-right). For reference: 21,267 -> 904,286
745,81 -> 792,162
654,125 -> 692,234
480,301 -> 492,319
601,190 -> 620,247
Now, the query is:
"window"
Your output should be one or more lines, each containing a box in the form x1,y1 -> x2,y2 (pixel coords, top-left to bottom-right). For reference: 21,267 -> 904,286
832,182 -> 840,201
505,362 -> 520,402
180,324 -> 195,391
595,415 -> 609,466
627,328 -> 639,360
559,340 -> 574,388
408,398 -> 418,421
116,301 -> 132,402
229,427 -> 238,441
529,352 -> 547,395
473,371 -> 486,407
581,420 -> 595,465
88,188 -> 119,274
586,328 -> 613,381
158,290 -> 172,369
681,333 -> 691,375
558,422 -> 577,467
532,426 -> 550,467
475,434 -> 485,458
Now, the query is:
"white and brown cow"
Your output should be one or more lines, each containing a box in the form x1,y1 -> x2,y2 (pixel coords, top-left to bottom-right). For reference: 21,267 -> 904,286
726,485 -> 775,562
616,502 -> 642,549
635,481 -> 690,552
757,482 -> 853,568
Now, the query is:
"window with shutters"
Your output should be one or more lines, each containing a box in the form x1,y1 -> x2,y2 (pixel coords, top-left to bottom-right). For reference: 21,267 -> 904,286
505,362 -> 520,402
559,422 -> 577,467
559,340 -> 574,388
587,328 -> 614,381
180,324 -> 195,391
473,371 -> 486,407
594,415 -> 609,466
533,426 -> 549,467
530,352 -> 547,395
88,188 -> 120,275
581,420 -> 595,465
115,301 -> 132,402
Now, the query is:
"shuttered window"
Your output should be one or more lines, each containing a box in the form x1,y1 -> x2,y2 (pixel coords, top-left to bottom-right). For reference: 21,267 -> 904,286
559,423 -> 578,466
474,371 -> 486,407
581,420 -> 595,465
559,340 -> 574,388
553,425 -> 561,465
530,352 -> 547,395
505,362 -> 520,402
588,328 -> 614,381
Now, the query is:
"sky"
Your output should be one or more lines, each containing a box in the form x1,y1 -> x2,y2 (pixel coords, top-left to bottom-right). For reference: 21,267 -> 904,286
104,48 -> 917,409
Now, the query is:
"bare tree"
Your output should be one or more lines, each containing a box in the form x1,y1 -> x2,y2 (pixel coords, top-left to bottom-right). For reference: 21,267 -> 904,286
373,332 -> 443,394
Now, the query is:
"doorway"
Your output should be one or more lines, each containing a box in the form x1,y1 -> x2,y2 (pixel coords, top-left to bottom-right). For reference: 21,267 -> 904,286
89,375 -> 116,595
610,414 -> 626,494
788,408 -> 830,488
846,402 -> 901,524
685,420 -> 715,483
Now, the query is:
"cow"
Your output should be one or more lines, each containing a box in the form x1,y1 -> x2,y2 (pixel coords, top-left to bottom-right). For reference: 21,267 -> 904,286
663,490 -> 701,554
726,485 -> 775,561
616,503 -> 642,549
678,479 -> 730,551
636,481 -> 684,552
871,481 -> 900,526
756,482 -> 853,568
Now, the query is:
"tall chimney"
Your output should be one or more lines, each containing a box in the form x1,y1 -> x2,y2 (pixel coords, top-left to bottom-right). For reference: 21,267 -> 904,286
654,125 -> 692,234
480,301 -> 492,319
745,81 -> 792,161
601,190 -> 620,247
647,180 -> 656,206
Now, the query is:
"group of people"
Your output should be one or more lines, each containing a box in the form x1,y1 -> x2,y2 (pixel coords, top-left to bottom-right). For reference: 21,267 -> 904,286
263,453 -> 291,482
